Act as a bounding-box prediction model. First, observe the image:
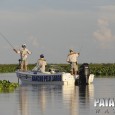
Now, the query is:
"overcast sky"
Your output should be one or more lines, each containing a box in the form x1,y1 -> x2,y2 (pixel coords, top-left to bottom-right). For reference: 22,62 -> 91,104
0,0 -> 115,64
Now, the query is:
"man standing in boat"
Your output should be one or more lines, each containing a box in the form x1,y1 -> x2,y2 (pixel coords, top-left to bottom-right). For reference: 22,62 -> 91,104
66,49 -> 80,77
37,54 -> 47,73
13,44 -> 32,71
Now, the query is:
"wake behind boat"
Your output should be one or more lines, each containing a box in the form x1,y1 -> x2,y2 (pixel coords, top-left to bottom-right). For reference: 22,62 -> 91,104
16,63 -> 94,85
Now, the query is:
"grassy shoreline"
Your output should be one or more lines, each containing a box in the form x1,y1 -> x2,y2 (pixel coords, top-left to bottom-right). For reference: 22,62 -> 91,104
0,63 -> 115,77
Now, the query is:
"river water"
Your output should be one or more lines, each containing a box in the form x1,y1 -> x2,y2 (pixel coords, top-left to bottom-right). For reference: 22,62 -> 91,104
0,73 -> 115,115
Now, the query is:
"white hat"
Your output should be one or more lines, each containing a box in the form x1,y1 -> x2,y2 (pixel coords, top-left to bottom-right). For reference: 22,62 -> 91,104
22,44 -> 26,48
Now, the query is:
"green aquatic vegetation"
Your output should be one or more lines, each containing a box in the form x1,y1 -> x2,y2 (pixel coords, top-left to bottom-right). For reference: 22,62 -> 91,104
89,63 -> 115,76
0,80 -> 19,93
0,63 -> 115,77
0,64 -> 17,73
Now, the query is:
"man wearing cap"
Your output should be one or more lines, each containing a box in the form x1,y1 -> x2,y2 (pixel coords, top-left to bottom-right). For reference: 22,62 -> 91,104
13,44 -> 31,71
66,49 -> 80,76
37,54 -> 47,73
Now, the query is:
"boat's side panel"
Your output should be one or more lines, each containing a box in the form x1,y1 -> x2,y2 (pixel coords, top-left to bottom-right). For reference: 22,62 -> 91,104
20,81 -> 66,85
62,73 -> 75,85
16,71 -> 69,85
16,71 -> 94,85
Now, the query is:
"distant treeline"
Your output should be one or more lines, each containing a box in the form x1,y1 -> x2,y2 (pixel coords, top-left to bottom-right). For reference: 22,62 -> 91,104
0,63 -> 115,77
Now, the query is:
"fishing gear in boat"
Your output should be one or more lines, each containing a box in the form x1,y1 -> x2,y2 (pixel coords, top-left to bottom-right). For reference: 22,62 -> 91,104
16,59 -> 22,70
0,32 -> 14,49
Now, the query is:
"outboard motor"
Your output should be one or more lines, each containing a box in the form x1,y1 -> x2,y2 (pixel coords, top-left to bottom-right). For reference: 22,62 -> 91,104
75,63 -> 90,85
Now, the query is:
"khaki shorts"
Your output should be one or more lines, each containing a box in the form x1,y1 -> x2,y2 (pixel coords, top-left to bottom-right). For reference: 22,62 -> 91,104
21,59 -> 28,66
70,62 -> 78,72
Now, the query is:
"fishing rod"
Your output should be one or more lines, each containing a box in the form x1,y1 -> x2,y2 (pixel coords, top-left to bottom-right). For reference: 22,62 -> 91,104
0,32 -> 14,49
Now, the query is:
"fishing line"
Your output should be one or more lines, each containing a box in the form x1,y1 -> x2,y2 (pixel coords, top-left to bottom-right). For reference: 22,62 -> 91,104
0,32 -> 14,49
77,45 -> 83,55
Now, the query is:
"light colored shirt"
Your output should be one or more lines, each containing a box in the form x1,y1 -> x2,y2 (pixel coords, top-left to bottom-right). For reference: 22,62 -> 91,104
38,58 -> 47,73
67,52 -> 79,63
17,48 -> 31,60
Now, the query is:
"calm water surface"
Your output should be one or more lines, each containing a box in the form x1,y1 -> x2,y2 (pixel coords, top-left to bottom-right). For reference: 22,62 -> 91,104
0,73 -> 115,115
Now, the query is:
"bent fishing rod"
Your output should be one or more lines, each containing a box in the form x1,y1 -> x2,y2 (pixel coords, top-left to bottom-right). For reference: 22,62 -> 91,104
0,32 -> 14,49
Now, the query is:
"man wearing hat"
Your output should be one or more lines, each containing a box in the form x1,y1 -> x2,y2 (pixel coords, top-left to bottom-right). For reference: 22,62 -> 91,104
37,54 -> 47,73
13,44 -> 32,71
66,49 -> 80,76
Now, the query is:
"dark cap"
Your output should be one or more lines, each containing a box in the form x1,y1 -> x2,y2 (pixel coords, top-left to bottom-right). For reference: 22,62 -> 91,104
40,54 -> 44,58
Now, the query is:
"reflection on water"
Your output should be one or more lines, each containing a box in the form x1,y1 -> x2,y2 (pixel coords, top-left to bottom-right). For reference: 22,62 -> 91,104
78,85 -> 94,115
1,73 -> 115,115
18,84 -> 94,115
3,73 -> 115,115
19,87 -> 28,115
0,73 -> 96,115
62,84 -> 79,115
79,85 -> 94,104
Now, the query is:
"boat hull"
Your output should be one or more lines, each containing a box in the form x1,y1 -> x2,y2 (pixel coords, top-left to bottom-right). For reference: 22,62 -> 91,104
16,71 -> 75,85
16,70 -> 94,85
